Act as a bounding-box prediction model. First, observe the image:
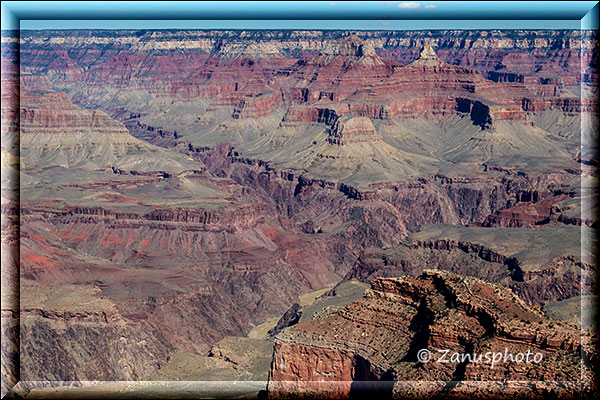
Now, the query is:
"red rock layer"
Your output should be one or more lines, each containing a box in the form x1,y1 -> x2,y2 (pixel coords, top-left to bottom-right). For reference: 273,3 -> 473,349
268,270 -> 587,399
19,86 -> 130,135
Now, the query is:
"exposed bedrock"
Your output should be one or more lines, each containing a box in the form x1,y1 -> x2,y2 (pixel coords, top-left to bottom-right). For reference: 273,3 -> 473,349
231,91 -> 284,119
12,132 -> 588,384
199,143 -> 581,234
20,203 -> 264,231
267,270 -> 588,399
268,303 -> 303,338
124,120 -> 180,148
15,148 -> 589,381
282,105 -> 341,125
13,31 -> 597,142
327,116 -> 383,145
344,238 -> 593,306
20,310 -> 172,381
6,29 -> 597,389
17,206 -> 347,381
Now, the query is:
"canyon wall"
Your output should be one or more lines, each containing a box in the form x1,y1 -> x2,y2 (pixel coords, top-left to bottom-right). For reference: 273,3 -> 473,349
268,270 -> 590,398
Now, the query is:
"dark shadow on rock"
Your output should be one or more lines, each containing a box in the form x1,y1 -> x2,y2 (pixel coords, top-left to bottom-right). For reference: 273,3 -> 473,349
349,355 -> 394,399
401,297 -> 434,363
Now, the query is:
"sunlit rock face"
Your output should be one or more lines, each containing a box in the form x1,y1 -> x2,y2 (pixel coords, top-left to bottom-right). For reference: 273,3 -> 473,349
268,270 -> 587,399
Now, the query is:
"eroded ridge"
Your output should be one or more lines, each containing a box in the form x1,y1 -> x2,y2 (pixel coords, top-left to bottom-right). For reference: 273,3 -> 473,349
268,270 -> 591,399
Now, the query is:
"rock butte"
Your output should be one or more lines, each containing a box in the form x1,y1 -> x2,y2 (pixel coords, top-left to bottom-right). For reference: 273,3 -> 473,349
268,270 -> 590,398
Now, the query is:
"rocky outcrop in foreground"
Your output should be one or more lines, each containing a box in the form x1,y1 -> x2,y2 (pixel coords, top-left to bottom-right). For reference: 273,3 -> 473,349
268,270 -> 593,399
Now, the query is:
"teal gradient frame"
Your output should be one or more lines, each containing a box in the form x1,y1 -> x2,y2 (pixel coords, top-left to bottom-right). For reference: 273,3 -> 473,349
1,1 -> 599,30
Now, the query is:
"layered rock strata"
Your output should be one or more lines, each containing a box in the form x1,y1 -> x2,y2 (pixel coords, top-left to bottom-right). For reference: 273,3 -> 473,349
268,270 -> 590,399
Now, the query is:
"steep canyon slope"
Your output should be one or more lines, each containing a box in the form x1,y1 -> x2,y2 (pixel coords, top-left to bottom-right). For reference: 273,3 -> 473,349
269,270 -> 594,399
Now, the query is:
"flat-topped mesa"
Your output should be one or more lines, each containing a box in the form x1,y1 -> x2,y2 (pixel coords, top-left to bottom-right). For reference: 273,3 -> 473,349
315,35 -> 387,70
281,105 -> 342,125
321,35 -> 373,58
327,116 -> 383,145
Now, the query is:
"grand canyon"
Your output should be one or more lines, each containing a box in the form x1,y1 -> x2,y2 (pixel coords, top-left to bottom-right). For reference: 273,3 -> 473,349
1,28 -> 598,398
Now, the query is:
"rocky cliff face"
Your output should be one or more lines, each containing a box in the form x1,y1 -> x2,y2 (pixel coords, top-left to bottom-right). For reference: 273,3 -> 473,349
268,270 -> 591,399
341,224 -> 594,306
13,29 -> 595,78
9,84 -> 349,381
20,292 -> 171,381
327,116 -> 382,145
17,85 -> 203,173
9,31 -> 592,194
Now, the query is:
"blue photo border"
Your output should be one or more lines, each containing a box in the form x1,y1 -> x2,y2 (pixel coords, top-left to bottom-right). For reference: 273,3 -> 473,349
1,1 -> 599,30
